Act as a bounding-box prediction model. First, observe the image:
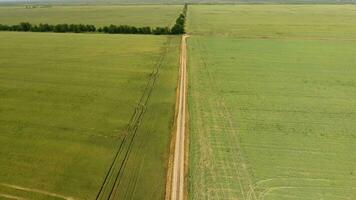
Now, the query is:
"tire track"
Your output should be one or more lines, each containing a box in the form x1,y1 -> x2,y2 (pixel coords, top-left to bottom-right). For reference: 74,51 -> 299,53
0,193 -> 28,200
0,183 -> 74,200
95,38 -> 172,200
170,34 -> 189,200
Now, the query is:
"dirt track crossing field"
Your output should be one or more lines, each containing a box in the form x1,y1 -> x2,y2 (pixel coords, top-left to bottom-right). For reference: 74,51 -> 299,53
170,35 -> 189,200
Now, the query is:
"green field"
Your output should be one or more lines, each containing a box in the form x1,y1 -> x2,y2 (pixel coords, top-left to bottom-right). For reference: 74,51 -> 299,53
0,32 -> 179,200
187,5 -> 356,200
0,5 -> 181,27
1,0 -> 355,5
2,3 -> 356,200
188,5 -> 356,38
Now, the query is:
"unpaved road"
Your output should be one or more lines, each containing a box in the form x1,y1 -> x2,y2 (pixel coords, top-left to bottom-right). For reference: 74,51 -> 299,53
170,35 -> 189,200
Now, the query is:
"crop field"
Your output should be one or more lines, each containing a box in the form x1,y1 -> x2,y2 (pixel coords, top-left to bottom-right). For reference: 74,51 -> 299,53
188,5 -> 356,38
187,5 -> 356,200
0,32 -> 179,199
0,5 -> 181,27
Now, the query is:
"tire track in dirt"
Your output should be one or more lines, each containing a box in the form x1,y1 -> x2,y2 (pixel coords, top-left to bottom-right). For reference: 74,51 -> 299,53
169,34 -> 189,200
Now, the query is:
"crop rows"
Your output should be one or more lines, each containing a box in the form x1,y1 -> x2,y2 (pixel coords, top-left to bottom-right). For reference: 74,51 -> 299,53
188,37 -> 259,200
95,38 -> 172,200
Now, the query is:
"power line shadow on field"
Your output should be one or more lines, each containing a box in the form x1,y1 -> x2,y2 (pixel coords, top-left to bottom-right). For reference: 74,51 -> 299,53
95,38 -> 172,200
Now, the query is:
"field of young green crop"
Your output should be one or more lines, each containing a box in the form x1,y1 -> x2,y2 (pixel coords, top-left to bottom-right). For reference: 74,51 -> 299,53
1,0 -> 354,5
187,5 -> 356,38
0,32 -> 179,200
187,5 -> 356,200
0,5 -> 181,27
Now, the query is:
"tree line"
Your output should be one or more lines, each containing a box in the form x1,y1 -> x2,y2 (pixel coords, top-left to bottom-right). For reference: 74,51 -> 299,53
0,22 -> 96,33
171,3 -> 187,34
0,22 -> 170,34
0,5 -> 187,35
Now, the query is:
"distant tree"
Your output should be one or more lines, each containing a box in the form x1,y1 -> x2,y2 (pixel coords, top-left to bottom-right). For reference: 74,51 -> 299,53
138,26 -> 151,34
54,24 -> 69,33
19,22 -> 32,31
86,25 -> 96,32
170,8 -> 187,35
152,26 -> 171,35
171,23 -> 184,34
176,14 -> 185,26
102,26 -> 109,33
0,24 -> 10,31
0,18 -> 187,35
10,25 -> 21,31
131,26 -> 138,34
30,25 -> 39,32
38,23 -> 53,32
107,24 -> 117,33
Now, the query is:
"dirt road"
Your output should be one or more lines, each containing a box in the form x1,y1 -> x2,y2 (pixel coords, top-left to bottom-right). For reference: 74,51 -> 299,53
170,35 -> 189,200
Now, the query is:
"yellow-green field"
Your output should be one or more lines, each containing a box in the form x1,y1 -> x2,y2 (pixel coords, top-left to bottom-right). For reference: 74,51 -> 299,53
187,5 -> 356,39
0,5 -> 181,27
187,5 -> 356,200
0,32 -> 179,200
2,3 -> 356,200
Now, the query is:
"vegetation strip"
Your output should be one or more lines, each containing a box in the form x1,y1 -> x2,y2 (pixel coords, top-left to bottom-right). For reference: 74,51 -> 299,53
0,4 -> 187,35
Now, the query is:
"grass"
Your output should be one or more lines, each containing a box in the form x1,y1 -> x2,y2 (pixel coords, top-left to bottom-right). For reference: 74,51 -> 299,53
187,5 -> 356,200
0,32 -> 180,200
187,5 -> 356,38
1,0 -> 354,5
0,5 -> 181,27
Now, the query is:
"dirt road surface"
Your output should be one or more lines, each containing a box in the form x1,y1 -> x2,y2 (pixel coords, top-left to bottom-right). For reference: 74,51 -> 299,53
170,35 -> 189,200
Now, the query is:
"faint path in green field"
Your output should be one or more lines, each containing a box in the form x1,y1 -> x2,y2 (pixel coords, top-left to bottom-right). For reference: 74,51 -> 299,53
0,183 -> 74,200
